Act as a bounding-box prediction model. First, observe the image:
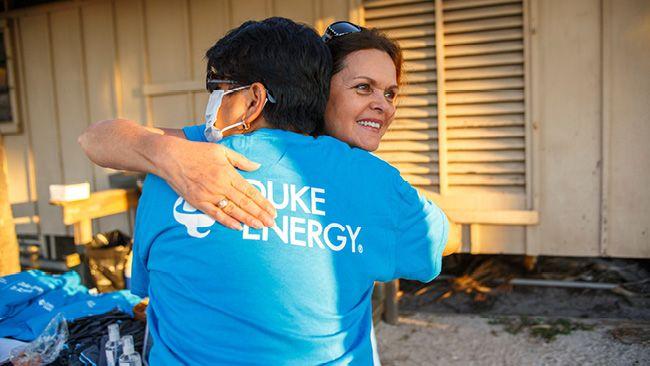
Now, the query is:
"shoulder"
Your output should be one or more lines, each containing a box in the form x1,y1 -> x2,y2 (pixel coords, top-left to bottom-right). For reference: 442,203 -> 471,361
182,125 -> 208,142
317,135 -> 403,175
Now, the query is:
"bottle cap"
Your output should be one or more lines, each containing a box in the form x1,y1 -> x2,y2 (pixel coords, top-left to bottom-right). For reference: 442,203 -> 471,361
108,323 -> 120,342
121,335 -> 134,354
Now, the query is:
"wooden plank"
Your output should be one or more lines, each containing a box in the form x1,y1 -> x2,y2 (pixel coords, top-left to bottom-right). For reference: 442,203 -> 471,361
446,209 -> 538,225
447,150 -> 524,162
4,135 -> 32,205
445,40 -> 523,57
393,162 -> 439,174
365,1 -> 434,20
445,28 -> 523,45
444,3 -> 522,22
446,90 -> 524,104
448,174 -> 525,186
231,0 -> 268,25
397,36 -> 436,49
447,114 -> 524,128
446,65 -> 523,80
446,126 -> 524,138
447,137 -> 525,151
114,0 -> 146,122
469,225 -> 526,254
445,77 -> 524,91
81,1 -> 130,234
402,47 -> 436,61
435,0 -> 448,195
320,0 -> 350,34
365,0 -> 424,9
382,128 -> 437,141
400,82 -> 437,95
376,140 -> 438,152
381,24 -> 435,39
143,80 -> 203,96
394,106 -> 437,119
447,161 -> 525,174
144,0 -> 190,83
273,0 -> 314,24
603,0 -> 650,258
403,173 -> 439,186
51,189 -> 139,225
396,94 -> 437,107
446,102 -> 524,116
444,15 -> 522,34
444,0 -> 520,11
50,9 -> 94,186
402,70 -> 437,84
532,0 -> 601,257
152,94 -> 194,128
403,58 -> 436,72
445,52 -> 524,69
375,151 -> 437,163
189,0 -> 230,81
389,117 -> 437,130
20,15 -> 65,235
365,13 -> 434,29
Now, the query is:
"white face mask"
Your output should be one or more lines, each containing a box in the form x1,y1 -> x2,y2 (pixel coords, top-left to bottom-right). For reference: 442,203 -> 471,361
204,85 -> 250,142
203,84 -> 277,142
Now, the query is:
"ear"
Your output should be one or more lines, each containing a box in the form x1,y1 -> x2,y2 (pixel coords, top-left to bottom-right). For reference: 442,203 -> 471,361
243,82 -> 268,126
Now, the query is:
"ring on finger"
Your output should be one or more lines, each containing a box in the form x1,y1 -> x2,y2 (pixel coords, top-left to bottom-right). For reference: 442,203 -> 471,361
217,198 -> 230,209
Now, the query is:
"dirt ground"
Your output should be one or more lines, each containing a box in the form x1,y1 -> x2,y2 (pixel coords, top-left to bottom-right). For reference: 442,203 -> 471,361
376,313 -> 650,366
376,255 -> 650,365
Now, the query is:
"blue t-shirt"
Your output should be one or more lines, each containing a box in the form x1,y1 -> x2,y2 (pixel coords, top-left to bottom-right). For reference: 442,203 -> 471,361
132,127 -> 449,365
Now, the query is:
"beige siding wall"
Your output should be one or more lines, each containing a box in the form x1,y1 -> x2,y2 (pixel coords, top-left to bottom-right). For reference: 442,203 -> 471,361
1,0 -> 648,257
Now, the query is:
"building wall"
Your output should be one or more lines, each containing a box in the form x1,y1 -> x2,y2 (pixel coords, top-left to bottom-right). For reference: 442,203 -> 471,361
1,0 -> 648,257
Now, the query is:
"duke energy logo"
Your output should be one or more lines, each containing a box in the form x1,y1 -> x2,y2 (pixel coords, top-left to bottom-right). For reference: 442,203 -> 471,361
173,197 -> 215,238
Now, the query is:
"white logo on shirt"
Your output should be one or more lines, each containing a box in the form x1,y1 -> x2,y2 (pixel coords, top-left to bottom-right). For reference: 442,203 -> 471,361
173,197 -> 216,238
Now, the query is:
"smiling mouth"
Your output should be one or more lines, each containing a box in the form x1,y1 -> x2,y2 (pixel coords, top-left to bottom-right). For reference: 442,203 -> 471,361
357,120 -> 382,130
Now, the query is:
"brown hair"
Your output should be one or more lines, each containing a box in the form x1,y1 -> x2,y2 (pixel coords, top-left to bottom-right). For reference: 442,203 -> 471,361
327,27 -> 403,85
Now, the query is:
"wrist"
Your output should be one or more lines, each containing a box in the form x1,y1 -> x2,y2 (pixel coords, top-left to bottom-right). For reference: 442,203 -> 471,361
142,133 -> 176,178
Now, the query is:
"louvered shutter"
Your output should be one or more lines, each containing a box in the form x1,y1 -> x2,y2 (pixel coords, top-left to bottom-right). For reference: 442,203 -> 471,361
363,0 -> 527,199
364,0 -> 440,196
441,0 -> 526,193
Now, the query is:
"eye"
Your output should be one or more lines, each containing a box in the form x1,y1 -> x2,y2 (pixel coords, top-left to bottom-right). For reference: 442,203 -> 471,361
384,90 -> 397,102
354,83 -> 372,95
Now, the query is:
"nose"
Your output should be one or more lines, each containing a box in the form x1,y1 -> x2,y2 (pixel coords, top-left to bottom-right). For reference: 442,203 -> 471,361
369,91 -> 395,117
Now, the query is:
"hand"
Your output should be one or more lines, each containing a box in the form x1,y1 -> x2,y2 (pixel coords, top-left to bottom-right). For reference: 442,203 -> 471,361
156,137 -> 276,230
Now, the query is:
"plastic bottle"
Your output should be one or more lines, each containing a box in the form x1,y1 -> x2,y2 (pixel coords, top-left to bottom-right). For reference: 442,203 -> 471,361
119,335 -> 142,366
105,323 -> 121,366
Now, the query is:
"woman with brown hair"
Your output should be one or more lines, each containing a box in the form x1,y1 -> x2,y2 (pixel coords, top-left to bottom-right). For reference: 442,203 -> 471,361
80,21 -> 410,233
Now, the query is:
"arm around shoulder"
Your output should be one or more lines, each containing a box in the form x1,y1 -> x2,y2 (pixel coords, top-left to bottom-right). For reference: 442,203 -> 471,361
392,175 -> 450,283
78,118 -> 184,175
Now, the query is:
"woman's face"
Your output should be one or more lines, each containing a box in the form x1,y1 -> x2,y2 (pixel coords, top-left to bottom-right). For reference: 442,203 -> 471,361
324,49 -> 398,152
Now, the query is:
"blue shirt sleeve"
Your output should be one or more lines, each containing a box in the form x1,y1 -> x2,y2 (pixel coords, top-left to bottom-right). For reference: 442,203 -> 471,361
182,124 -> 208,142
392,175 -> 449,282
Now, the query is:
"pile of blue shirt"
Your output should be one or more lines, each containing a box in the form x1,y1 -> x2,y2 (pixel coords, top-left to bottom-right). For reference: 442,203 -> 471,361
0,270 -> 141,341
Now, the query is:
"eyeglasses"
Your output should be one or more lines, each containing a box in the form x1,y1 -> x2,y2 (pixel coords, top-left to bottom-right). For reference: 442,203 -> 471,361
321,21 -> 362,43
206,78 -> 276,103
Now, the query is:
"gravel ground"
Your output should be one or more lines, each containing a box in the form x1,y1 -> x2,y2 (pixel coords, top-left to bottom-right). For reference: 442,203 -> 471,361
376,312 -> 650,366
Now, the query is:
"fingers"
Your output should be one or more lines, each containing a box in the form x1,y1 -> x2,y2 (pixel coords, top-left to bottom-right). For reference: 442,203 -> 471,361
196,202 -> 243,231
231,175 -> 277,220
220,197 -> 271,229
224,147 -> 261,172
225,186 -> 275,227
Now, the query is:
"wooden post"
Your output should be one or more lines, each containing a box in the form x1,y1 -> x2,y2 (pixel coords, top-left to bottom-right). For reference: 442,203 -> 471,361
0,136 -> 20,276
383,279 -> 399,325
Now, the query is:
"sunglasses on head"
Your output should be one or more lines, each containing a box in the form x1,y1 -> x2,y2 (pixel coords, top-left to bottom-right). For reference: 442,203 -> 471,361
321,21 -> 362,43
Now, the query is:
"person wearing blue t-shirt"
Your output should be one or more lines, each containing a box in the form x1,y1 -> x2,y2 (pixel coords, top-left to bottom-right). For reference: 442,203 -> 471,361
99,18 -> 448,365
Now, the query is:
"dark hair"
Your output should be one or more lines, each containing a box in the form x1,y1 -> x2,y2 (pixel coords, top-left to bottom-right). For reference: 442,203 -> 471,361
206,17 -> 332,134
327,27 -> 403,84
